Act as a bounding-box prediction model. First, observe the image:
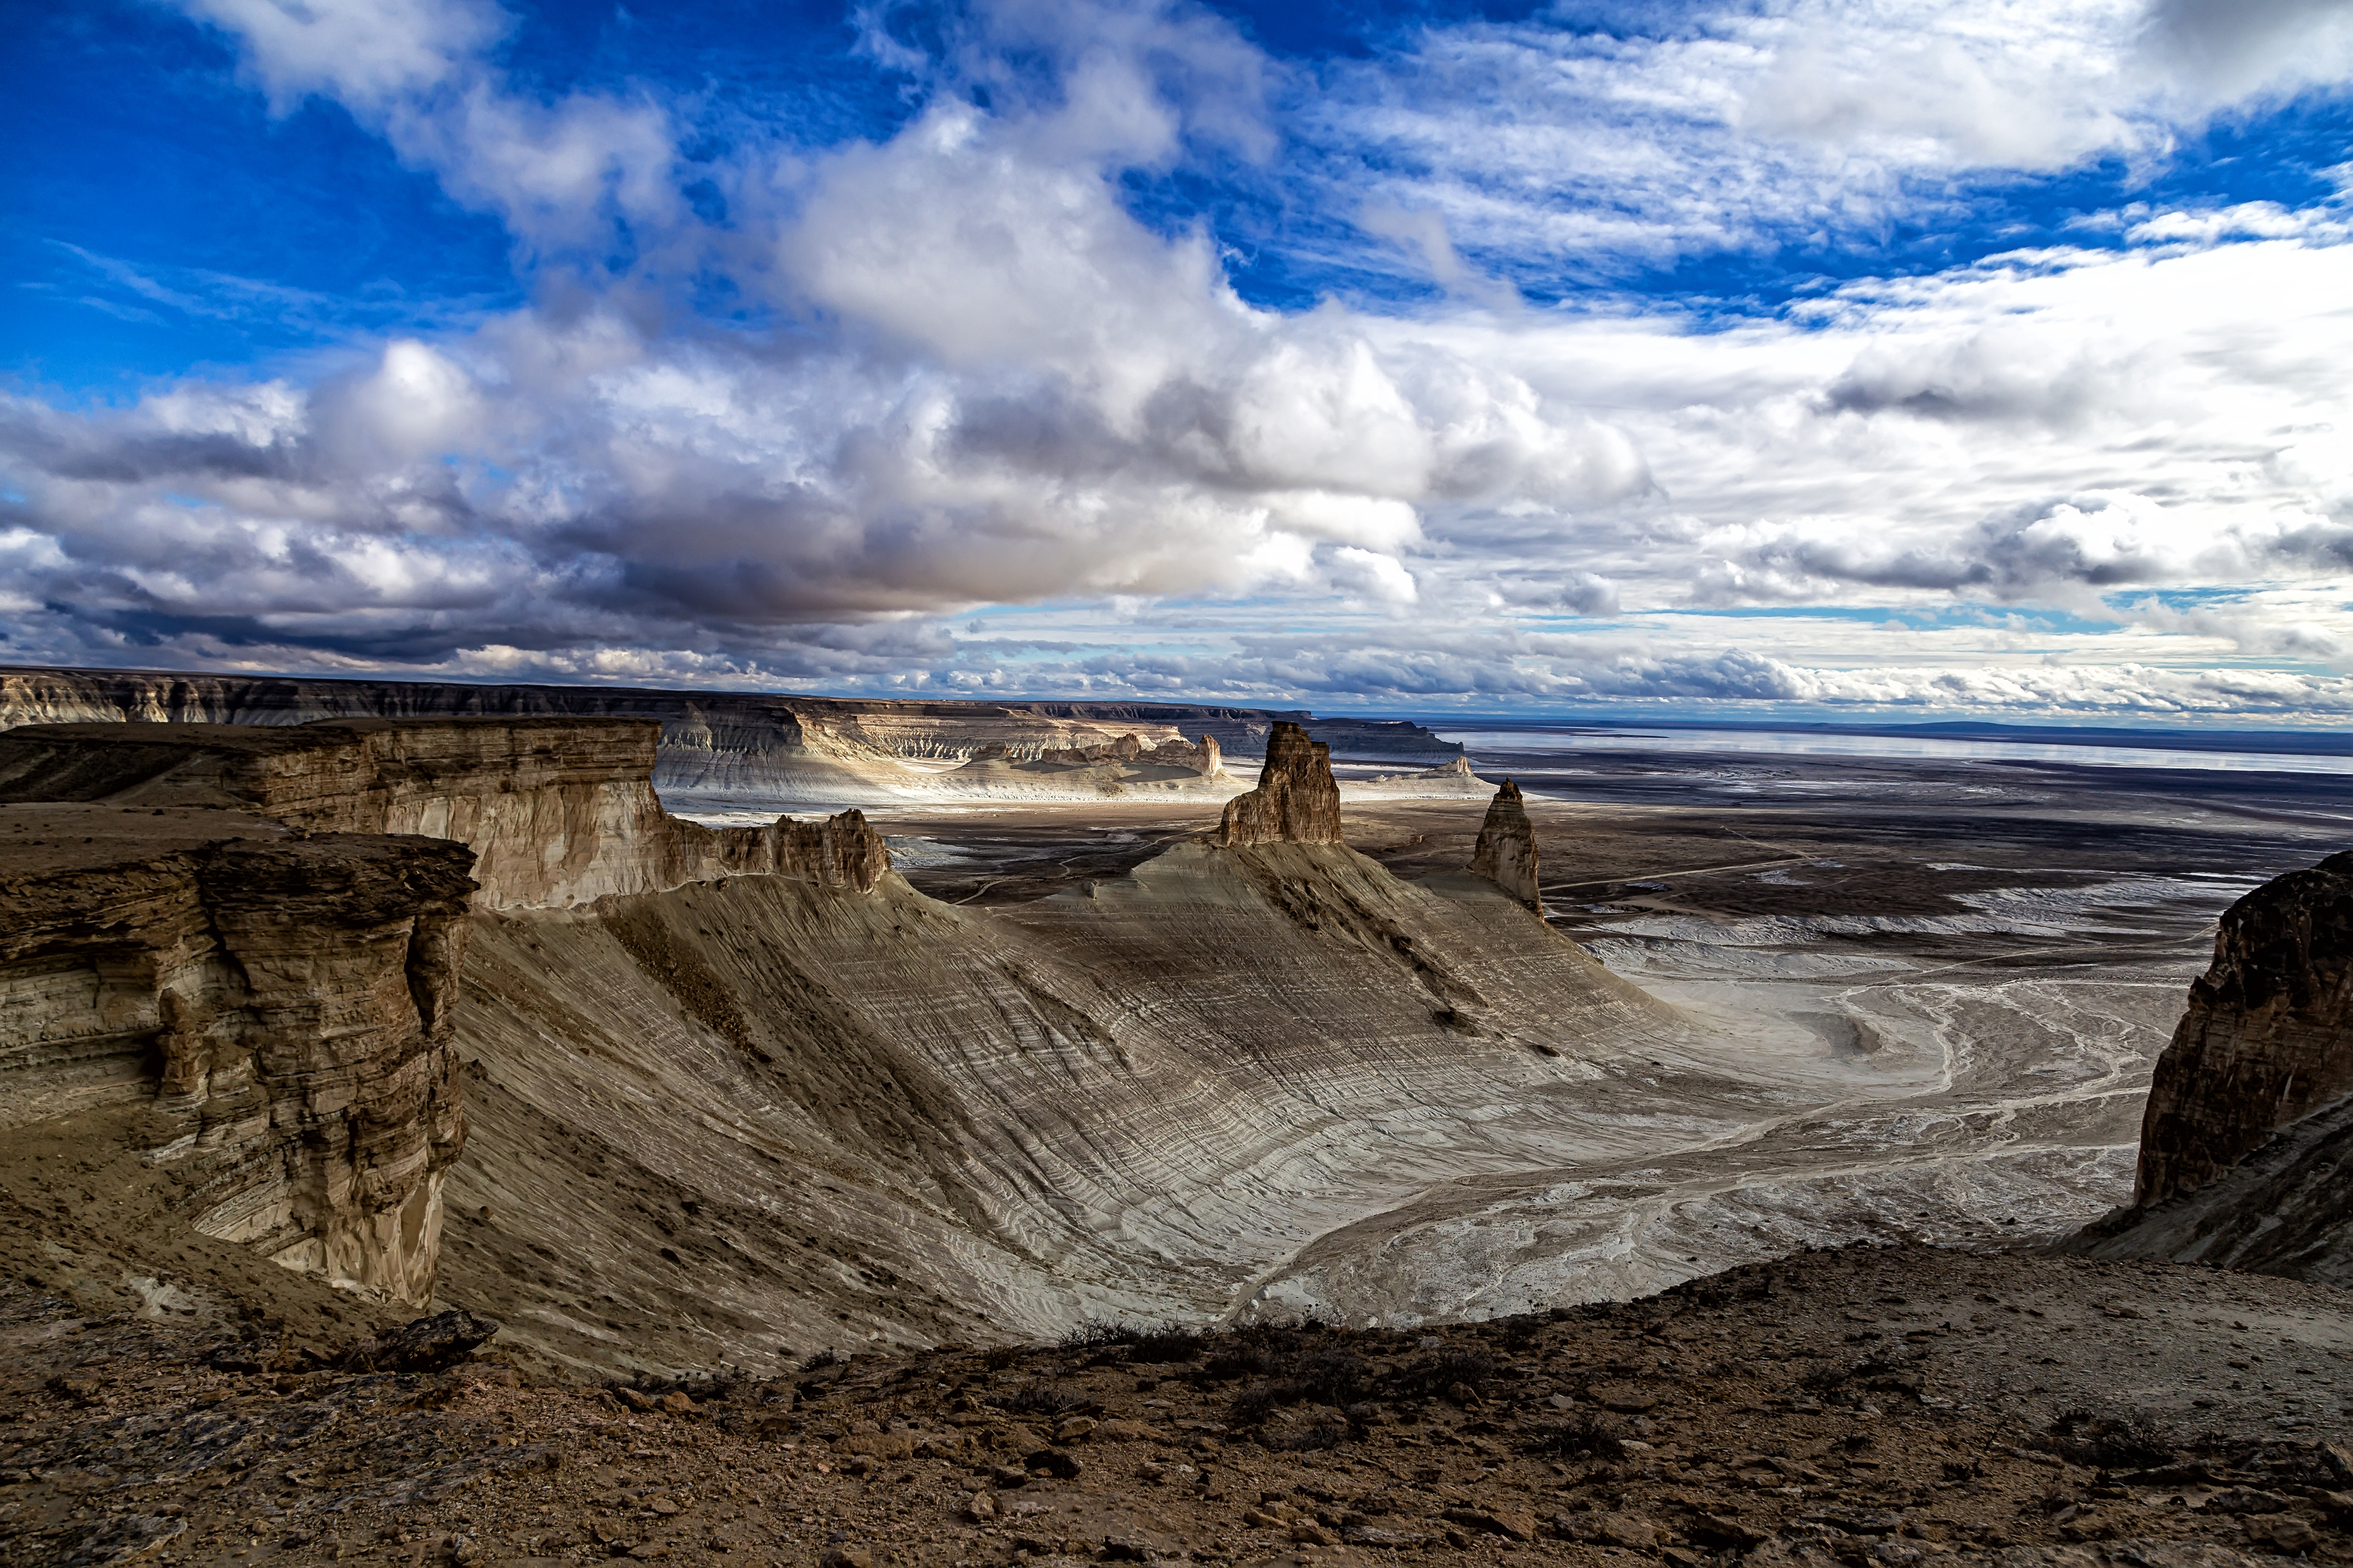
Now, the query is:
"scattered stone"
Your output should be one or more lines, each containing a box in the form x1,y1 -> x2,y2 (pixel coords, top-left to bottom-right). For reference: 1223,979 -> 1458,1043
1025,1447 -> 1082,1479
1593,1382 -> 1658,1413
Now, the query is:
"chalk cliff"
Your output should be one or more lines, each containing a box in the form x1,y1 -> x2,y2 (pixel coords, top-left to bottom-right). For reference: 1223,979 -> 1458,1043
0,718 -> 889,909
1215,721 -> 1344,847
0,710 -> 1696,1374
0,665 -> 1462,811
0,806 -> 475,1303
2132,850 -> 2353,1206
1470,779 -> 1542,907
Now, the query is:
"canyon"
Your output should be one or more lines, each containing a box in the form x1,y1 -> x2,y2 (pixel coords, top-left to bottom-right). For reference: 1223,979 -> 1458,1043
3,681 -> 2352,1568
0,666 -> 1464,815
0,711 -> 1697,1379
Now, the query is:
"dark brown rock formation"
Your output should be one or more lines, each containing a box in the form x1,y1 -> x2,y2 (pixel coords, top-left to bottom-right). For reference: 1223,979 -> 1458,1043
1470,780 -> 1542,907
2133,850 -> 2353,1206
0,806 -> 477,1302
0,718 -> 890,908
1214,722 -> 1343,847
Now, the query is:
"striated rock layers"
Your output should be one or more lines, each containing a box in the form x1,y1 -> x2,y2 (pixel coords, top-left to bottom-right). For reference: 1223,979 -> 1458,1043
1,710 -> 1685,1370
0,717 -> 887,1307
927,731 -> 1236,802
0,718 -> 889,909
1470,780 -> 1542,907
1215,721 -> 1343,847
0,807 -> 475,1303
0,664 -> 1462,807
2132,850 -> 2353,1207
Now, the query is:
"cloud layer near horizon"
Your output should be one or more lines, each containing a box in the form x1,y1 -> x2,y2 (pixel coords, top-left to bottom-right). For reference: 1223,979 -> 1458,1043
5,0 -> 2352,719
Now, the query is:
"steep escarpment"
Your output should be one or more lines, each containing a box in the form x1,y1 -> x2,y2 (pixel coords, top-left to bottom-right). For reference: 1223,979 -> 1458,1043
0,718 -> 889,909
1214,720 -> 1344,847
0,806 -> 475,1303
1470,779 -> 1542,907
2065,850 -> 2353,1280
0,664 -> 1463,807
2132,850 -> 2353,1206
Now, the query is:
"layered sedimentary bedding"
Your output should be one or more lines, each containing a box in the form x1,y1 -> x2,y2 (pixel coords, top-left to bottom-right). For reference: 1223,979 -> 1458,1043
0,805 -> 475,1303
1470,779 -> 1542,907
0,711 -> 1685,1368
904,729 -> 1244,804
0,718 -> 889,909
2068,850 -> 2353,1282
1214,721 -> 1343,847
0,664 -> 1462,811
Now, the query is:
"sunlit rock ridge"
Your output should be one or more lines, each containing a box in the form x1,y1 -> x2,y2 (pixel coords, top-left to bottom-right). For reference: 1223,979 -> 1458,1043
0,665 -> 1461,812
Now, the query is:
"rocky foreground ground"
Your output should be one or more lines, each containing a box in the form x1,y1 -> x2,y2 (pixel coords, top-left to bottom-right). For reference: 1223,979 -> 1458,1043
5,1243 -> 2350,1568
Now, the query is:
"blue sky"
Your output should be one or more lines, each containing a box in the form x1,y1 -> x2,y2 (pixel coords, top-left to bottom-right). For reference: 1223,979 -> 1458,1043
5,0 -> 2353,720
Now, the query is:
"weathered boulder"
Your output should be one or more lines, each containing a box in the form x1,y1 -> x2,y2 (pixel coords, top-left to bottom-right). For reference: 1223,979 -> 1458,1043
0,806 -> 477,1302
2134,850 -> 2353,1206
346,1308 -> 503,1372
1214,723 -> 1343,847
1470,780 -> 1541,907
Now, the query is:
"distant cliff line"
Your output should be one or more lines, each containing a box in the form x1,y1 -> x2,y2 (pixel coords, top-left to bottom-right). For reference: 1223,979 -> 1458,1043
0,663 -> 1462,769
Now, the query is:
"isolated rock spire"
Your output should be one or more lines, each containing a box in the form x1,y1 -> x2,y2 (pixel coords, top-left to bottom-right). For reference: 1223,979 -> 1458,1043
2134,850 -> 2353,1206
1215,722 -> 1342,846
1471,780 -> 1541,907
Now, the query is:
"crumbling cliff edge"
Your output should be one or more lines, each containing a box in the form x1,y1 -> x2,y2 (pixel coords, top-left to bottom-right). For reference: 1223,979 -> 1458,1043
0,717 -> 889,909
2066,850 -> 2353,1282
0,718 -> 891,1309
0,807 -> 475,1303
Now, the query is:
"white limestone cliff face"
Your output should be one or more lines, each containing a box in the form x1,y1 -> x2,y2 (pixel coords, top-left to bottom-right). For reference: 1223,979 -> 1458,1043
914,731 -> 1241,803
0,665 -> 1465,807
0,718 -> 890,910
0,806 -> 475,1303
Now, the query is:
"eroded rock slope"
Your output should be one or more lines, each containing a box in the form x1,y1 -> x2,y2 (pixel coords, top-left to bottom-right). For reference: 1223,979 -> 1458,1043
0,804 -> 475,1303
0,712 -> 1696,1376
0,717 -> 888,908
2068,849 -> 2353,1281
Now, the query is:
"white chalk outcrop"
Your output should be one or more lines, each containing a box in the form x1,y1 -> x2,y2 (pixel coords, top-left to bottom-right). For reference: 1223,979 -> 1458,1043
0,807 -> 475,1303
0,718 -> 889,909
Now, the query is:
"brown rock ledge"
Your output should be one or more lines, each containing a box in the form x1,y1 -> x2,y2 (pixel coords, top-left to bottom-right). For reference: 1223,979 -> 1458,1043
0,804 -> 477,1303
1214,722 -> 1343,847
1470,779 -> 1542,907
2133,849 -> 2353,1206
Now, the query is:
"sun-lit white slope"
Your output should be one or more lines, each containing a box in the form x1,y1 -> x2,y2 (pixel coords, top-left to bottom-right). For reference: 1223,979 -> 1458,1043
442,833 -> 1874,1367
